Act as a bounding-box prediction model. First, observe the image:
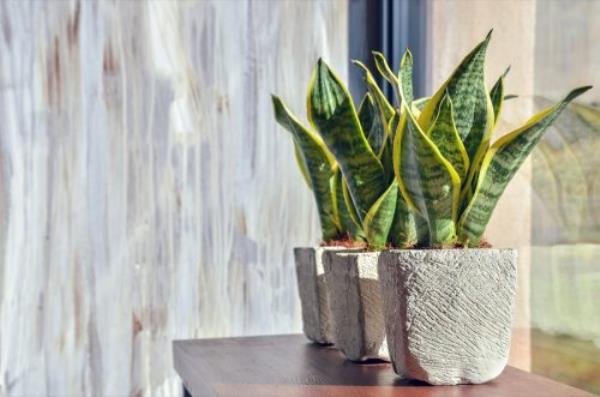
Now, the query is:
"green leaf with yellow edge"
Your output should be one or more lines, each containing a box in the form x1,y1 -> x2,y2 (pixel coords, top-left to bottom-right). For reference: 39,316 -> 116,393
358,93 -> 386,155
388,188 -> 418,248
332,168 -> 363,239
428,93 -> 470,179
341,177 -> 362,230
372,51 -> 402,106
307,59 -> 387,221
363,181 -> 398,248
352,60 -> 395,141
352,60 -> 394,120
293,142 -> 312,188
272,95 -> 339,240
458,86 -> 592,246
395,107 -> 461,245
462,66 -> 511,203
490,66 -> 511,124
399,49 -> 414,105
419,31 -> 494,162
378,112 -> 399,182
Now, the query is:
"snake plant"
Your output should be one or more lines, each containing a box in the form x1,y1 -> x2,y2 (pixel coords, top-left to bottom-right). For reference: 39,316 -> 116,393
272,96 -> 362,242
273,30 -> 591,248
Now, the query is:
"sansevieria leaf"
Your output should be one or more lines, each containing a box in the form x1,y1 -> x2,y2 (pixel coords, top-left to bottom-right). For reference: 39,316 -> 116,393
490,66 -> 511,124
419,31 -> 494,162
307,59 -> 387,221
388,189 -> 418,248
358,93 -> 386,155
460,66 -> 511,204
272,95 -> 339,240
380,113 -> 400,178
363,181 -> 398,248
341,178 -> 362,229
372,51 -> 401,106
428,93 -> 470,179
352,60 -> 395,137
395,109 -> 461,245
332,168 -> 363,239
458,86 -> 592,246
293,142 -> 312,188
399,49 -> 414,105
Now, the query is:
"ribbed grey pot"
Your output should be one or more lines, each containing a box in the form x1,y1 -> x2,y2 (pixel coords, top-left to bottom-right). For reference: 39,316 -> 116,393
323,251 -> 389,361
378,249 -> 517,385
294,247 -> 339,344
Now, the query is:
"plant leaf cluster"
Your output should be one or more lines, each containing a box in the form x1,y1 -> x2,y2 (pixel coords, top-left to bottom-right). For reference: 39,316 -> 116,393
273,31 -> 591,248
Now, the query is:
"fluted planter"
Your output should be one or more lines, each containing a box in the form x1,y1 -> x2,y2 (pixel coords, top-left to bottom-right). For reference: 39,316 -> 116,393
294,247 -> 339,344
378,249 -> 517,385
323,250 -> 389,361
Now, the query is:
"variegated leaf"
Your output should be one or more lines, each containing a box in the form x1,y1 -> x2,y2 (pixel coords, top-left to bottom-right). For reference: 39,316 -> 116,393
352,60 -> 395,136
462,66 -> 512,202
372,51 -> 401,106
458,86 -> 592,246
352,60 -> 394,120
363,181 -> 398,248
342,177 -> 362,229
272,95 -> 339,240
388,189 -> 418,248
399,49 -> 414,105
419,31 -> 494,162
307,59 -> 387,221
428,93 -> 470,179
358,93 -> 386,155
490,66 -> 511,124
396,109 -> 461,245
379,112 -> 399,181
332,168 -> 363,239
293,142 -> 312,188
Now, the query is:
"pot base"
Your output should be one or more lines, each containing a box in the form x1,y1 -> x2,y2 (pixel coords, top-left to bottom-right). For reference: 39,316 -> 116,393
379,249 -> 517,385
294,247 -> 334,344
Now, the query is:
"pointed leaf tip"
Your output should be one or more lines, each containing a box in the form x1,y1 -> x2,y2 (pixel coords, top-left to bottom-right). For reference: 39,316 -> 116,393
316,57 -> 326,69
565,85 -> 593,102
503,65 -> 511,78
485,29 -> 493,42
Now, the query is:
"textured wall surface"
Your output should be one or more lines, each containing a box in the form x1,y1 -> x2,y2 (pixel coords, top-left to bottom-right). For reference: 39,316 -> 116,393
0,1 -> 347,395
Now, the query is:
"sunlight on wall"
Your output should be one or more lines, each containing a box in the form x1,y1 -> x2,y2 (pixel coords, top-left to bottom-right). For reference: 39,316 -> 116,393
0,1 -> 347,395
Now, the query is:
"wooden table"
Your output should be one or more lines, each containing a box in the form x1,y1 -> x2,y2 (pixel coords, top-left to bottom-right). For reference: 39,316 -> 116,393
173,334 -> 595,397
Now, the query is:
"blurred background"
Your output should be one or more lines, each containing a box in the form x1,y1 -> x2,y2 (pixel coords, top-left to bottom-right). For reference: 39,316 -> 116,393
0,0 -> 598,395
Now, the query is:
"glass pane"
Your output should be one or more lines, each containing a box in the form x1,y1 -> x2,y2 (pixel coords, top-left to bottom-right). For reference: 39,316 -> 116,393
531,0 -> 600,393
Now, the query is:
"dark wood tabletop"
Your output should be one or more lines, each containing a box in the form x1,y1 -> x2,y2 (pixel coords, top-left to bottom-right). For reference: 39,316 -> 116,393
173,334 -> 595,397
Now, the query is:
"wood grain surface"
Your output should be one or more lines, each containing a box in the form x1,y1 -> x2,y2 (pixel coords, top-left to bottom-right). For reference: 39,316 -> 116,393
173,334 -> 596,397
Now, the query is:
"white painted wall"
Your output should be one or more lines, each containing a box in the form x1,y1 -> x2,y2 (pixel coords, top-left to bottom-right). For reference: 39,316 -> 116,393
0,1 -> 348,395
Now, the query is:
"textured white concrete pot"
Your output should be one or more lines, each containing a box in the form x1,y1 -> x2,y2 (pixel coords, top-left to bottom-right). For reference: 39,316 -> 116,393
294,247 -> 339,344
378,249 -> 517,385
323,251 -> 389,361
